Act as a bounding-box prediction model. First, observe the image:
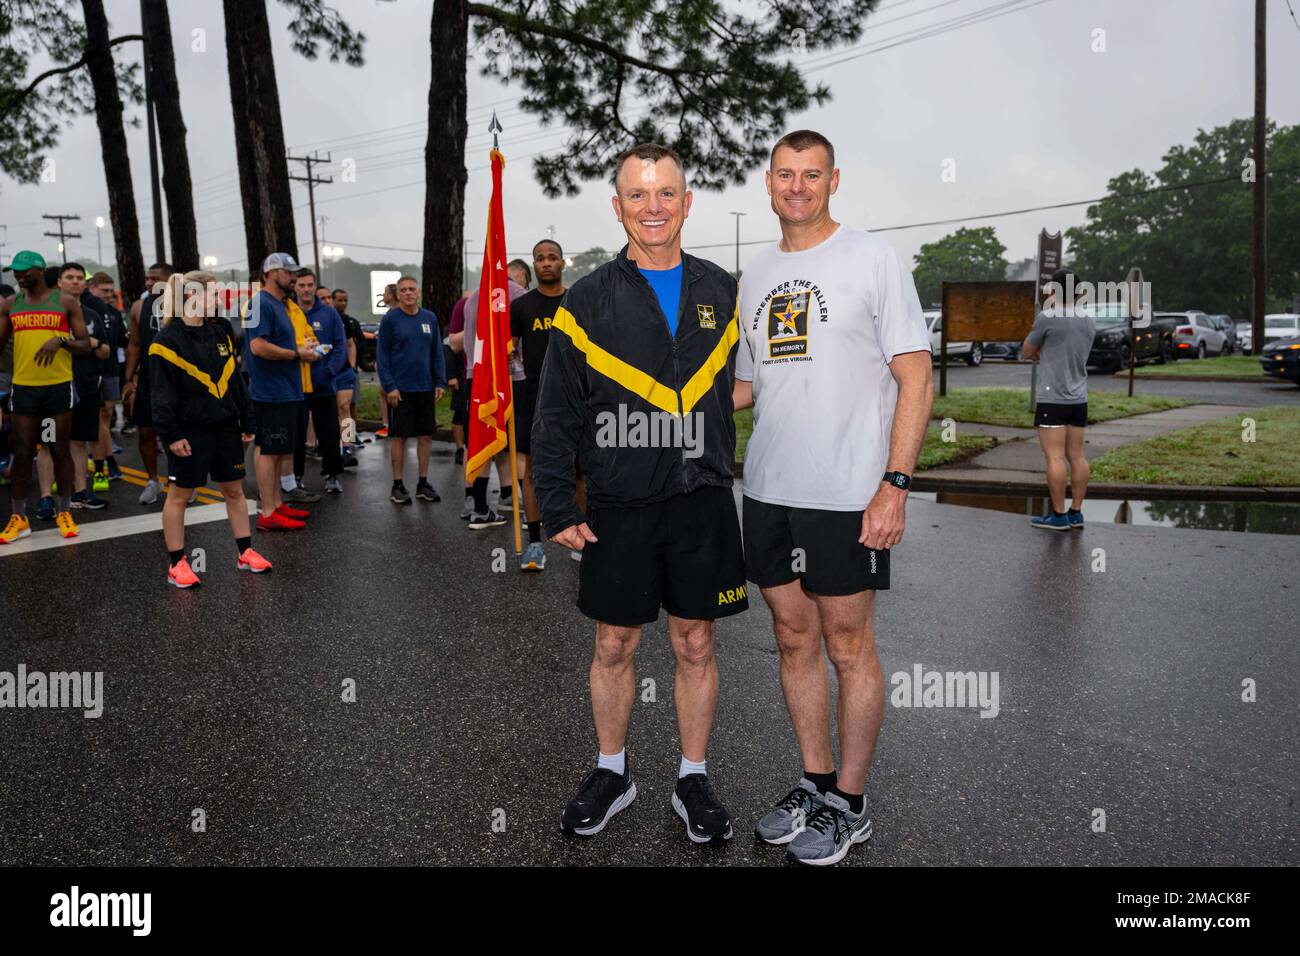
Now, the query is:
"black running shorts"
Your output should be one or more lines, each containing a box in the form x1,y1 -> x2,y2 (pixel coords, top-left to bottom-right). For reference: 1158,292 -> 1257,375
578,485 -> 749,627
9,381 -> 76,419
167,421 -> 247,488
743,496 -> 890,597
70,381 -> 102,442
1034,402 -> 1088,428
254,400 -> 301,455
388,390 -> 436,438
515,379 -> 538,456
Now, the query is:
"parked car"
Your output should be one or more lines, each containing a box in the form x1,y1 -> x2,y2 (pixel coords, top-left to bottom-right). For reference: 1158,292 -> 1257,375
981,341 -> 1022,361
1157,311 -> 1227,359
1259,335 -> 1300,386
1237,321 -> 1254,354
1085,303 -> 1169,372
926,311 -> 983,366
358,320 -> 379,371
1208,314 -> 1238,353
1262,314 -> 1300,349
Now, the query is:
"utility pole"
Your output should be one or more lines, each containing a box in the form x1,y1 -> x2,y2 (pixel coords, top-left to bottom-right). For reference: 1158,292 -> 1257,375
43,214 -> 83,259
287,151 -> 332,277
142,24 -> 165,264
1252,0 -> 1267,351
0,224 -> 8,271
729,211 -> 746,278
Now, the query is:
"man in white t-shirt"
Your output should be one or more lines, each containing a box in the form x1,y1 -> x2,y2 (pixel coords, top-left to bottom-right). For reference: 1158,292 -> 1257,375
733,129 -> 933,866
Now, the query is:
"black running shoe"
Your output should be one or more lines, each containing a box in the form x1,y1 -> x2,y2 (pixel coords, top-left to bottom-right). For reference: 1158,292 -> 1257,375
561,764 -> 636,837
390,483 -> 412,505
415,481 -> 440,502
672,773 -> 733,844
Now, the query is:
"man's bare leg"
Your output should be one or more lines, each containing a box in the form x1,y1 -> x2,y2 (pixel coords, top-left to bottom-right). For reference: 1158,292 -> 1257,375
813,590 -> 884,794
762,580 -> 834,775
666,615 -> 718,763
591,622 -> 642,755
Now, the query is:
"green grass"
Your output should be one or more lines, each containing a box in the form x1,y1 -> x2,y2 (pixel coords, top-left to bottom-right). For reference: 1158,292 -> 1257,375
930,387 -> 1190,429
732,409 -> 988,467
1133,354 -> 1265,379
1090,406 -> 1300,487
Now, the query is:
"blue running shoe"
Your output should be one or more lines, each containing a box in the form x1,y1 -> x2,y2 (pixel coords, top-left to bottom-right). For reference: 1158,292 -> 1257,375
1067,509 -> 1084,529
36,495 -> 56,520
1030,511 -> 1070,531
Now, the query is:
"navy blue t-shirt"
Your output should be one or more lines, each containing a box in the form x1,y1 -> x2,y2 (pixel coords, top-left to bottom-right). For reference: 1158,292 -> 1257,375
639,263 -> 683,336
242,291 -> 303,403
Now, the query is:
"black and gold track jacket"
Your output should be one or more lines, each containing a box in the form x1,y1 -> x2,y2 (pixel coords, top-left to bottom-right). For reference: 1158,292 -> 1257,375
532,245 -> 740,536
148,318 -> 252,444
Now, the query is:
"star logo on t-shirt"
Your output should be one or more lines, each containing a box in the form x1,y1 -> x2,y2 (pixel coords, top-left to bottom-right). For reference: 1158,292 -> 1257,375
773,302 -> 803,337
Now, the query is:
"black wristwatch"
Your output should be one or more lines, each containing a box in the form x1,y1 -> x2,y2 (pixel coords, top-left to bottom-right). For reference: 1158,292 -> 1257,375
882,471 -> 911,491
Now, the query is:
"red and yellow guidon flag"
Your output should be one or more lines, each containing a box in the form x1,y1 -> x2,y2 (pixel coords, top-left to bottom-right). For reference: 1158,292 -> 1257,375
466,148 -> 513,479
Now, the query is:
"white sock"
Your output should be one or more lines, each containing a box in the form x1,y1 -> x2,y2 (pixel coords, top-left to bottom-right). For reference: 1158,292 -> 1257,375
679,755 -> 707,779
597,749 -> 625,775
280,474 -> 297,492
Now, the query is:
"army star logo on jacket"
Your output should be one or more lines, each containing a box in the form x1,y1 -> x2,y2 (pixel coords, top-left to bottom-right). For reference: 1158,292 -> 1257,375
696,304 -> 716,329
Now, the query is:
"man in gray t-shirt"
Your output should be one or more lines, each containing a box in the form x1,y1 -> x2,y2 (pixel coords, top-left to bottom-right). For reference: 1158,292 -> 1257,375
1022,269 -> 1097,530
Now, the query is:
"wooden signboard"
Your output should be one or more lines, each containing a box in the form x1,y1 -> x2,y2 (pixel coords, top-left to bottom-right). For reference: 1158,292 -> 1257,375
938,281 -> 1037,396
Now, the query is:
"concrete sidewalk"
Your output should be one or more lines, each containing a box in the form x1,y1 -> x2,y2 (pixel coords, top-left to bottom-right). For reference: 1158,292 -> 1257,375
914,404 -> 1300,499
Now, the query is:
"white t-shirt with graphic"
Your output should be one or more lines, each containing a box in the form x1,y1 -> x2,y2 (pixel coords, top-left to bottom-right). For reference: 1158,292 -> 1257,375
736,225 -> 930,511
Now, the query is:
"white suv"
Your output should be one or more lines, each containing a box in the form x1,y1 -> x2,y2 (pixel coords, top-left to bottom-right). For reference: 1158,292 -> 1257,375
1263,314 -> 1300,347
1157,311 -> 1227,359
926,311 -> 983,366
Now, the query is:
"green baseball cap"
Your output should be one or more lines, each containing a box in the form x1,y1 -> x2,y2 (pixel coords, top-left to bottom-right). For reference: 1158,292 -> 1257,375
5,250 -> 46,273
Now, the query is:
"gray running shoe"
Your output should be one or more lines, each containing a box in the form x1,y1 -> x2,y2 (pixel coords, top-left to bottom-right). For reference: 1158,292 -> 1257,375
286,483 -> 321,503
324,476 -> 343,495
138,479 -> 162,505
520,540 -> 546,571
785,791 -> 872,866
460,495 -> 474,520
468,509 -> 507,530
755,778 -> 823,845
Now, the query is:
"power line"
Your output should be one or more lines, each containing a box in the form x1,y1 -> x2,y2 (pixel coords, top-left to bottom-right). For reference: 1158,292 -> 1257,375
1287,0 -> 1300,36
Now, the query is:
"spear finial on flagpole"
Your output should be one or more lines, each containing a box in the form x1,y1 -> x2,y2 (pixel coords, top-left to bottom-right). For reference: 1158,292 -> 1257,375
489,110 -> 503,151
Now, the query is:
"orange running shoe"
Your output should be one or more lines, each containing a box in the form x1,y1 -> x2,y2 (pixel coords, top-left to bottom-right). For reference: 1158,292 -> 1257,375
55,511 -> 79,538
0,514 -> 31,544
167,556 -> 201,588
236,547 -> 273,573
375,426 -> 389,438
257,510 -> 305,532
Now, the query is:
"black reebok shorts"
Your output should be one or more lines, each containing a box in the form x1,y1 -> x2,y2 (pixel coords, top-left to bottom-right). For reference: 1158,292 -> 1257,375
514,380 -> 538,455
1035,401 -> 1088,428
388,390 -> 436,438
578,485 -> 748,627
743,496 -> 890,597
167,421 -> 247,488
254,400 -> 301,455
71,380 -> 102,442
9,381 -> 77,419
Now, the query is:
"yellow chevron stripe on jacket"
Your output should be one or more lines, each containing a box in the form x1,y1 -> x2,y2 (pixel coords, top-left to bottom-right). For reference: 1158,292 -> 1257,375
148,342 -> 237,399
551,306 -> 737,415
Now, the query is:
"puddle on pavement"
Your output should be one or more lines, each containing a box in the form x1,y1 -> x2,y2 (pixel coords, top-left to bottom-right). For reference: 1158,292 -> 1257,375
912,491 -> 1300,535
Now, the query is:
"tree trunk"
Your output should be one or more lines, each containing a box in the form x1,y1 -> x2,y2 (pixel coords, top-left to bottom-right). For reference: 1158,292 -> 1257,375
222,0 -> 297,276
422,0 -> 469,324
81,0 -> 145,300
142,0 -> 199,272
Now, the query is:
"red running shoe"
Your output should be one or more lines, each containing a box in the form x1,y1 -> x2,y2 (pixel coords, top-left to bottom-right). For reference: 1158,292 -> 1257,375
167,556 -> 201,588
375,426 -> 389,438
257,510 -> 305,531
275,503 -> 310,520
237,547 -> 273,573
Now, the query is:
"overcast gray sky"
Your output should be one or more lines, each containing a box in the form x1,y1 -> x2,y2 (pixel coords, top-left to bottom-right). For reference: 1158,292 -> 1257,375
3,0 -> 1299,278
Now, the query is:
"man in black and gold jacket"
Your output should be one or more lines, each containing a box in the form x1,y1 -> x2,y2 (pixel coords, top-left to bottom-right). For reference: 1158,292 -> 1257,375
533,143 -> 746,847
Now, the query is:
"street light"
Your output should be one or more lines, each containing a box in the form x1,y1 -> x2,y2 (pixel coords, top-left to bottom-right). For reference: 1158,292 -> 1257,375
322,245 -> 345,287
95,217 -> 104,265
202,256 -> 219,269
729,211 -> 746,278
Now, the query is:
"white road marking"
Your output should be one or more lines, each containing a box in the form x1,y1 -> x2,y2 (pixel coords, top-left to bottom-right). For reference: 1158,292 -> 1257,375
0,501 -> 258,558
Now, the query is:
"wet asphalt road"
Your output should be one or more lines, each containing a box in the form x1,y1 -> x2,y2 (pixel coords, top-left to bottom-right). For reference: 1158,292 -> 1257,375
0,437 -> 1295,867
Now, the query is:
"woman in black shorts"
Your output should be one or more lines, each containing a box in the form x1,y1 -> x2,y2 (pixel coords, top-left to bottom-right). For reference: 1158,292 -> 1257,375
151,271 -> 271,587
